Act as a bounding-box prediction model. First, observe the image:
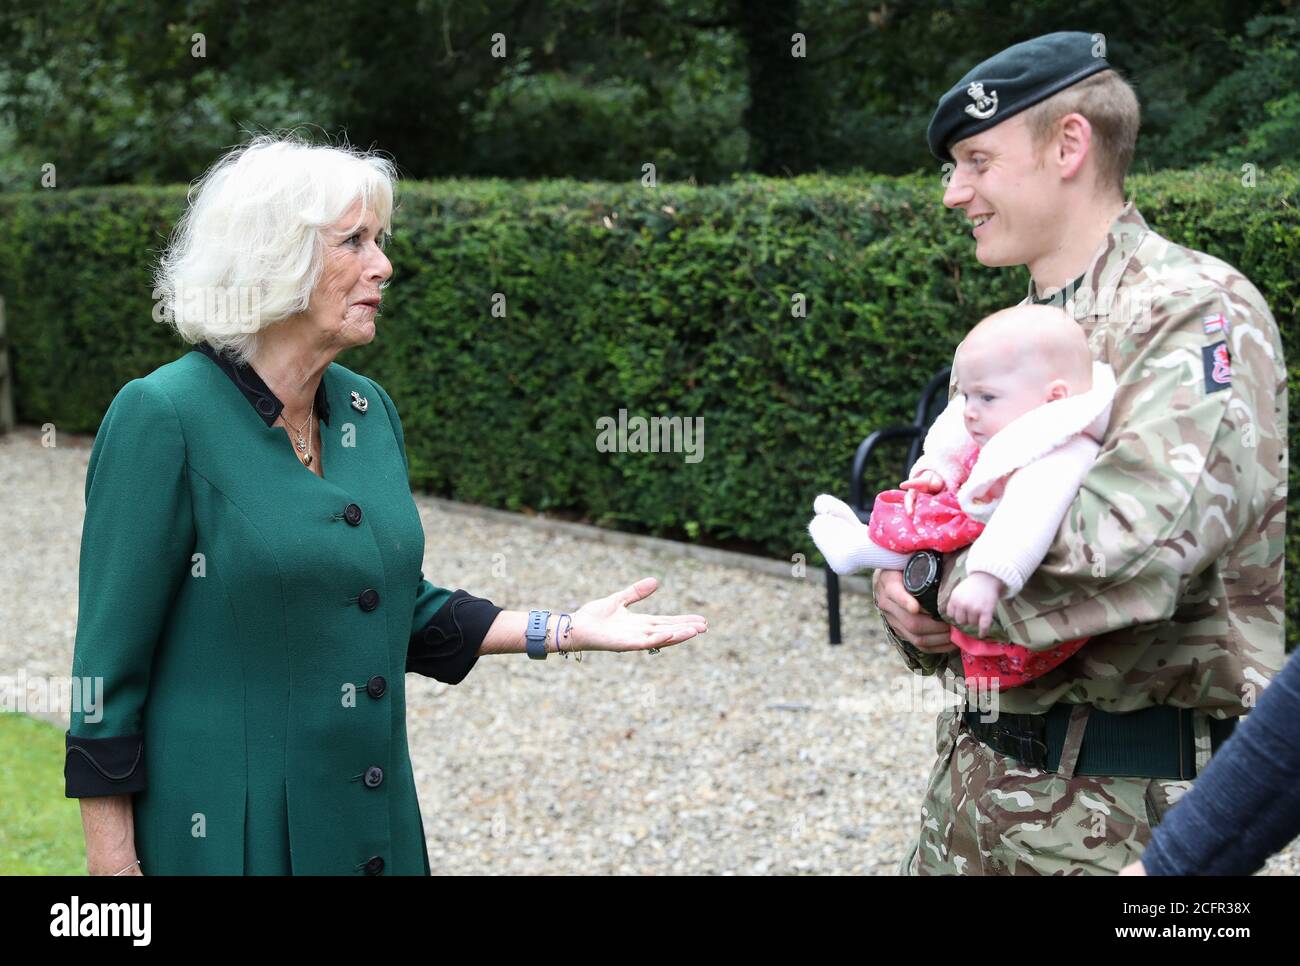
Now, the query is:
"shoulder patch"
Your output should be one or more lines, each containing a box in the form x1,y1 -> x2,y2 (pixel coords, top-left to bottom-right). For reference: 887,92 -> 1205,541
1202,341 -> 1232,393
1202,313 -> 1231,337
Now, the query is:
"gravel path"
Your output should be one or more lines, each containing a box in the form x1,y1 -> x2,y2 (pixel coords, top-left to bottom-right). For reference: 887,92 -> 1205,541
3,424 -> 1294,875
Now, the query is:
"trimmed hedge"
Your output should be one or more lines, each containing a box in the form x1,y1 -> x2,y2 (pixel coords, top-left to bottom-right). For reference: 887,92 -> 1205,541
1,169 -> 1296,649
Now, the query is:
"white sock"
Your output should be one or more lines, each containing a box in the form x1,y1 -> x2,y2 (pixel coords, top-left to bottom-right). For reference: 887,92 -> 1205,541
808,513 -> 912,575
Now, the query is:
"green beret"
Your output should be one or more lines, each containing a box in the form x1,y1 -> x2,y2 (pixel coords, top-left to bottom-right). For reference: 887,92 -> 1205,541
927,31 -> 1111,162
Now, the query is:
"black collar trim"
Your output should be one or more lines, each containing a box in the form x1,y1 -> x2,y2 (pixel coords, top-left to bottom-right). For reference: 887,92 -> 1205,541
1029,272 -> 1087,307
192,341 -> 331,427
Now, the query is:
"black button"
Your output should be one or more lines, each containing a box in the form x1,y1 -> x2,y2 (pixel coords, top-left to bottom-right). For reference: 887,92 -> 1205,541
256,397 -> 277,417
364,855 -> 384,875
364,765 -> 384,788
359,588 -> 380,612
344,503 -> 363,526
366,675 -> 387,699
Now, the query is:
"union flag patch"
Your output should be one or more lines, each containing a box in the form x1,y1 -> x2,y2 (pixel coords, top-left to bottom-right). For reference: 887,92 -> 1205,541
1202,340 -> 1231,393
1202,313 -> 1231,336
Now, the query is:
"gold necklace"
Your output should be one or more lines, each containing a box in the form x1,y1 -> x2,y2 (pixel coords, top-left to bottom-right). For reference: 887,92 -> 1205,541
283,403 -> 315,466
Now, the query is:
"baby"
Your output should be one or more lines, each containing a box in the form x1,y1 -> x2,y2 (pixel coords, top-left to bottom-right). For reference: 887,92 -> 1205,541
809,304 -> 1117,690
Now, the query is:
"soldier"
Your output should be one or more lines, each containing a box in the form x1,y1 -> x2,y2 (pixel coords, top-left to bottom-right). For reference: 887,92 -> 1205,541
871,31 -> 1288,874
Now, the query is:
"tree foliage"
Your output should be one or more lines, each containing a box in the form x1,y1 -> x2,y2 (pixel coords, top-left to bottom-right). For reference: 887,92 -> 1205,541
0,0 -> 1295,190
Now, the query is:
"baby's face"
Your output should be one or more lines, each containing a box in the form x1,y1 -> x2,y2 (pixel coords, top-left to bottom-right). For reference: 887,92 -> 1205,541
956,356 -> 1052,445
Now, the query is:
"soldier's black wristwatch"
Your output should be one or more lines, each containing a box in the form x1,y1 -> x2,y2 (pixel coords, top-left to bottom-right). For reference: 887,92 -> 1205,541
902,550 -> 944,621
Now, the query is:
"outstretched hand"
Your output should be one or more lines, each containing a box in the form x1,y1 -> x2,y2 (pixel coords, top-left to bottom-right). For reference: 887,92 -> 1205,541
569,577 -> 708,652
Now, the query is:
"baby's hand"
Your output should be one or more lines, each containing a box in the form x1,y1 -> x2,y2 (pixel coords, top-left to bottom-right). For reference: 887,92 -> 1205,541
899,469 -> 944,515
946,572 -> 1005,637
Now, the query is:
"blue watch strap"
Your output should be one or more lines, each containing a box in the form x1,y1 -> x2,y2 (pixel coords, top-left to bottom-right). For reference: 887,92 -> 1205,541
525,609 -> 551,660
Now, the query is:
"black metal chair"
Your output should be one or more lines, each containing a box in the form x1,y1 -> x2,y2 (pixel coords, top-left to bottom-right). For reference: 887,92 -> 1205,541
826,366 -> 952,644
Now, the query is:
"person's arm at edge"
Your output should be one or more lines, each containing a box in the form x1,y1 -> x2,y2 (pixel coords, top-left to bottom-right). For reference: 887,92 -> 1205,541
1138,652 -> 1300,875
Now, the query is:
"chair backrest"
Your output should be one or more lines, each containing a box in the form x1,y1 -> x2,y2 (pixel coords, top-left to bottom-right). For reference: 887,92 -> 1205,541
904,366 -> 952,475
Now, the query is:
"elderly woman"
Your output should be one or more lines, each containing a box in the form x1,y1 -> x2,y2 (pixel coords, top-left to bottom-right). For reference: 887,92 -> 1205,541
64,134 -> 708,876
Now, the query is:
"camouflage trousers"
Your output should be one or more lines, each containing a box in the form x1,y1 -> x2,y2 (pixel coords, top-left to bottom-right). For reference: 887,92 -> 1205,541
899,706 -> 1194,875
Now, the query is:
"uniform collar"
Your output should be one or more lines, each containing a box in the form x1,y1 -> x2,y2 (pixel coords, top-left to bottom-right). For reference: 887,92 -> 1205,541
1024,201 -> 1150,318
1028,271 -> 1087,307
193,341 -> 331,427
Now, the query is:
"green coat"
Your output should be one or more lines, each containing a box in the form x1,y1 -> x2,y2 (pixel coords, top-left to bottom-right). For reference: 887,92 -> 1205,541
64,342 -> 495,875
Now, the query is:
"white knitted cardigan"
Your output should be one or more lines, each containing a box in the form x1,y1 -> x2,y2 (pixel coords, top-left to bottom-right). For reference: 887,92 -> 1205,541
908,361 -> 1119,596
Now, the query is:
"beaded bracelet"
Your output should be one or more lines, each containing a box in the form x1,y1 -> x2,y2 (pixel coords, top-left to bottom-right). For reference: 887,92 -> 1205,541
555,613 -> 578,662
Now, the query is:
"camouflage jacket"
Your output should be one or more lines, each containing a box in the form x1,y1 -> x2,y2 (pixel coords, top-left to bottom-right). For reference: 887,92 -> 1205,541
881,203 -> 1288,717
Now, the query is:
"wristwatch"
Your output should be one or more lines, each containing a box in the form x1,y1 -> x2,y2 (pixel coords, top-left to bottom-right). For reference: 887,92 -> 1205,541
525,609 -> 551,660
902,550 -> 944,621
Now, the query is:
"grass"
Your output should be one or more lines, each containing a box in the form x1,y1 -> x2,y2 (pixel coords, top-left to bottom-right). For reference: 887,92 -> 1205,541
0,712 -> 86,874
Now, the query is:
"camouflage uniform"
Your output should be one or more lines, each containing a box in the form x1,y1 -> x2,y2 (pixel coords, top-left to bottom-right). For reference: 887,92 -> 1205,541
882,203 -> 1289,874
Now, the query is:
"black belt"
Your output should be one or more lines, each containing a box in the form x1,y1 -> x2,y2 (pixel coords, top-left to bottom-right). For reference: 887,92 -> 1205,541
961,703 -> 1238,778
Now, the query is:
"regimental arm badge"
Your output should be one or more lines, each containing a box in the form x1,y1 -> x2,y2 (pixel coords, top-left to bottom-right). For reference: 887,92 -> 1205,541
1202,341 -> 1232,393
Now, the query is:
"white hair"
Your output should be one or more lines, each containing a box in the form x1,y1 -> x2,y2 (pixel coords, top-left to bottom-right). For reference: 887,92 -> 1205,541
154,133 -> 398,365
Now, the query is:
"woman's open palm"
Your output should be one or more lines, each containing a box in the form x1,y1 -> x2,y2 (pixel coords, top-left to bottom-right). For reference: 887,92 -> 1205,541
571,577 -> 707,652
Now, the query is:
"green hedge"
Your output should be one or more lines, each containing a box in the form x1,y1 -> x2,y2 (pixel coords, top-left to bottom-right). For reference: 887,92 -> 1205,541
1,169 -> 1296,649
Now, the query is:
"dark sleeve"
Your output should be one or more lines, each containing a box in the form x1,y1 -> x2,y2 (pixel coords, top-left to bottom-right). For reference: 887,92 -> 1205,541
406,589 -> 502,685
65,732 -> 148,797
1141,653 -> 1300,875
65,378 -> 194,798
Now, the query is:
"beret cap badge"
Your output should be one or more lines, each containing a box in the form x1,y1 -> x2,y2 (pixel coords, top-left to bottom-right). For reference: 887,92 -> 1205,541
961,82 -> 998,120
964,82 -> 998,120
